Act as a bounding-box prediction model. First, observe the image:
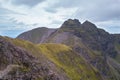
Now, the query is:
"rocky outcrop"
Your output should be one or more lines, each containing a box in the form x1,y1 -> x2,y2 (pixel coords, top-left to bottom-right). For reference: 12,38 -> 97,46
61,19 -> 81,28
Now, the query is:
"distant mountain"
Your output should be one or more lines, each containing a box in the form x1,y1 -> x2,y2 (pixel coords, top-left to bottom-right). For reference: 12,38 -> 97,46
17,19 -> 120,80
17,27 -> 56,43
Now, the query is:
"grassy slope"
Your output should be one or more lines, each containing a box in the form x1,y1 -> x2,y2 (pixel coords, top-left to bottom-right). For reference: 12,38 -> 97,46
44,29 -> 120,80
115,43 -> 120,63
37,43 -> 102,80
5,37 -> 102,80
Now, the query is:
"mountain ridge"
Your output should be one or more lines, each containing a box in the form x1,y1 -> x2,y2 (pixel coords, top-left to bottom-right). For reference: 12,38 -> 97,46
17,19 -> 120,80
0,19 -> 120,80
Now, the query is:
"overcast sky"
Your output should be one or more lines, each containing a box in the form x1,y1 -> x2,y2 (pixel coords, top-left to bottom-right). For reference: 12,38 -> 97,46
0,0 -> 120,37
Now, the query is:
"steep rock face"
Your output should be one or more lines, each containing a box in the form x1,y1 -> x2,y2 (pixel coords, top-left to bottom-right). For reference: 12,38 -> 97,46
17,19 -> 120,80
112,34 -> 120,44
78,21 -> 117,58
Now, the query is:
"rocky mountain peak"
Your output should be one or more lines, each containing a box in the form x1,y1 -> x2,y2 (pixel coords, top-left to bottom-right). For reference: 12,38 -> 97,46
82,20 -> 97,29
61,19 -> 81,28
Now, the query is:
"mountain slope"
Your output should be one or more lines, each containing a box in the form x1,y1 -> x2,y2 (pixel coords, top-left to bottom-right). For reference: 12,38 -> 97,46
17,19 -> 120,80
0,36 -> 104,80
0,36 -> 67,80
17,27 -> 56,43
37,43 -> 102,80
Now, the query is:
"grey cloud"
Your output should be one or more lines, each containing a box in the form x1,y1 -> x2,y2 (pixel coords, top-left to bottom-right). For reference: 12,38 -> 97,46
0,7 -> 16,15
44,7 -> 57,13
49,0 -> 84,8
0,17 -> 27,37
0,7 -> 26,28
73,0 -> 120,22
51,20 -> 62,25
47,0 -> 120,22
11,0 -> 45,7
0,7 -> 17,24
0,7 -> 26,16
44,0 -> 82,13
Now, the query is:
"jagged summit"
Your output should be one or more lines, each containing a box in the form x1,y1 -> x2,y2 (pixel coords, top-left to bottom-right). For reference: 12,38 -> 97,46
83,20 -> 92,24
60,19 -> 97,31
82,20 -> 97,29
61,19 -> 81,28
